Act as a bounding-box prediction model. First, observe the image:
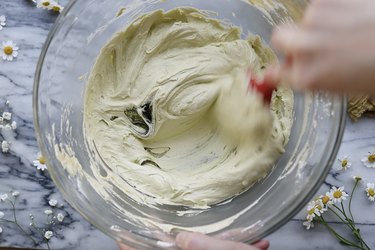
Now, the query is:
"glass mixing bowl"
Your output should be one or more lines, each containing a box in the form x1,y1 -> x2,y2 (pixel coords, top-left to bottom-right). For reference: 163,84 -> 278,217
33,0 -> 346,249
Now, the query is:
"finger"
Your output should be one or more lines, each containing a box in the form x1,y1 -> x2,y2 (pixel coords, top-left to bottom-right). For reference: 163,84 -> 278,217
117,242 -> 136,250
252,240 -> 270,250
271,26 -> 321,56
263,64 -> 281,86
271,26 -> 300,54
176,232 -> 261,250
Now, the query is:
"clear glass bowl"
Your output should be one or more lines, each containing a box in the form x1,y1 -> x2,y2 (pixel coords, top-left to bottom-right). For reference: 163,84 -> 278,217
33,0 -> 346,249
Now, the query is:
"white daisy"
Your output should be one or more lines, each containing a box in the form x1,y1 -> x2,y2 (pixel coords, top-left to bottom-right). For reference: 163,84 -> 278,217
329,186 -> 348,203
303,220 -> 314,230
306,201 -> 318,221
1,41 -> 19,61
0,194 -> 8,202
361,152 -> 375,168
338,156 -> 351,171
314,199 -> 327,215
57,213 -> 64,222
0,15 -> 6,31
49,199 -> 58,207
33,154 -> 47,171
37,0 -> 53,9
51,2 -> 64,13
366,183 -> 375,202
319,193 -> 333,207
44,230 -> 53,239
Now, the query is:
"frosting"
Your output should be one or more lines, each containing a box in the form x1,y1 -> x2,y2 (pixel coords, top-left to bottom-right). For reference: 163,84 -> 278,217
83,8 -> 293,208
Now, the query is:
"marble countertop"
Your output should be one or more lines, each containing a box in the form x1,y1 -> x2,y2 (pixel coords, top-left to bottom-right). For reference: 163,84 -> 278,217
0,1 -> 374,249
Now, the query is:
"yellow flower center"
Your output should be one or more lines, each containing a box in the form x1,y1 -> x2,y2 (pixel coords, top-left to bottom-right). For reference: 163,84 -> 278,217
369,188 -> 375,197
42,1 -> 50,6
38,156 -> 46,165
369,154 -> 375,163
308,208 -> 315,215
322,196 -> 330,204
3,46 -> 13,55
333,191 -> 342,199
341,159 -> 348,167
52,5 -> 61,12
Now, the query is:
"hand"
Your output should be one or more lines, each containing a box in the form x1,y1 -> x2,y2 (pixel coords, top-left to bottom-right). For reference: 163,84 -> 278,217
117,232 -> 269,250
267,0 -> 375,95
175,232 -> 269,250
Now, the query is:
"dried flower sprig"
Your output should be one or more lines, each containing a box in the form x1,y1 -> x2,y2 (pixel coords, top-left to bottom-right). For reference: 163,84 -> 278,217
303,178 -> 371,250
0,192 -> 66,250
1,100 -> 18,154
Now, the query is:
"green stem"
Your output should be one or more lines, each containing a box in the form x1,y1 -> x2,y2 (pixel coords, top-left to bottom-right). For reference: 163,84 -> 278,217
319,217 -> 365,249
0,218 -> 16,223
341,203 -> 348,220
328,207 -> 350,226
346,181 -> 371,249
349,180 -> 359,222
31,222 -> 51,250
46,240 -> 51,250
332,204 -> 345,214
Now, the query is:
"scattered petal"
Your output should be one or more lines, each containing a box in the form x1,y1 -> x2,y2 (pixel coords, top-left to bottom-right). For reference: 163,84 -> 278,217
0,226 -> 2,234
0,211 -> 4,218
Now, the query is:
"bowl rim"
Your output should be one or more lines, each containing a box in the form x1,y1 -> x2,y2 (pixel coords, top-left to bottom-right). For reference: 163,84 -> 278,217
33,0 -> 347,248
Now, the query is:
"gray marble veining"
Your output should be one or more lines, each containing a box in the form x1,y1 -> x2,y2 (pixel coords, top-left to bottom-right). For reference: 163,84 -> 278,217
0,1 -> 374,249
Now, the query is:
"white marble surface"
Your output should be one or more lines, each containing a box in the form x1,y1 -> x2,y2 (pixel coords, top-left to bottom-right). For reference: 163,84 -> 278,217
0,1 -> 374,249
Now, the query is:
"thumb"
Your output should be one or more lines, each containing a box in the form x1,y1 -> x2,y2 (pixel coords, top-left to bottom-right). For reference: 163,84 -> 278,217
176,232 -> 268,250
